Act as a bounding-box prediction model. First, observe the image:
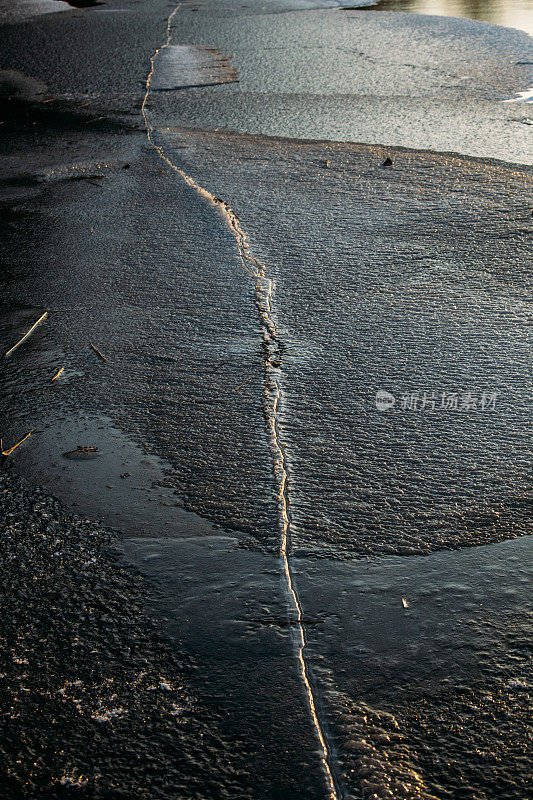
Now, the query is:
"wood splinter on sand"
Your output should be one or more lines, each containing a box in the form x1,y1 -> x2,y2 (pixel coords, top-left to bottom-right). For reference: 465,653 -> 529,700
5,312 -> 48,357
1,430 -> 33,456
51,367 -> 64,382
90,343 -> 107,362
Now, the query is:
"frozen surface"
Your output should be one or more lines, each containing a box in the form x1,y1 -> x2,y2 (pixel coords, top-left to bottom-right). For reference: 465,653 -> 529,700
151,45 -> 237,91
1,1 -> 531,798
120,528 -> 532,800
156,128 -> 532,558
151,5 -> 533,164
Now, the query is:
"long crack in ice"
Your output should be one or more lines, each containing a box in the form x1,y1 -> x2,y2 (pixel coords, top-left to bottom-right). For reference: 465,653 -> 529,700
141,7 -> 340,799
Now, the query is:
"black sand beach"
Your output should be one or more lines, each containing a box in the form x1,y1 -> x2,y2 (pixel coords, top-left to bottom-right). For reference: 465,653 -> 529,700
1,1 -> 531,798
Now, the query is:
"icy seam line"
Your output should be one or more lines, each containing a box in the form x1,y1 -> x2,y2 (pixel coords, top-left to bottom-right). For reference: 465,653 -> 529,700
141,8 -> 339,799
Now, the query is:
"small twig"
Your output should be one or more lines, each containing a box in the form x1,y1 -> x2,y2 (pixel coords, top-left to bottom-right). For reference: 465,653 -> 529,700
5,312 -> 48,357
234,375 -> 253,392
51,367 -> 64,382
1,430 -> 33,456
90,343 -> 107,362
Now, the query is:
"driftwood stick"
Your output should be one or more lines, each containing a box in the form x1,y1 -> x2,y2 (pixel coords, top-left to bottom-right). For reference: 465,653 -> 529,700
90,343 -> 107,362
51,367 -> 64,382
5,312 -> 48,357
1,430 -> 33,456
234,375 -> 253,392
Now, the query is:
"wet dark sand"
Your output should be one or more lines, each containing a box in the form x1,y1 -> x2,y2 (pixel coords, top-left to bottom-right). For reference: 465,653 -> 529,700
0,469 -> 244,800
1,1 -> 532,798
